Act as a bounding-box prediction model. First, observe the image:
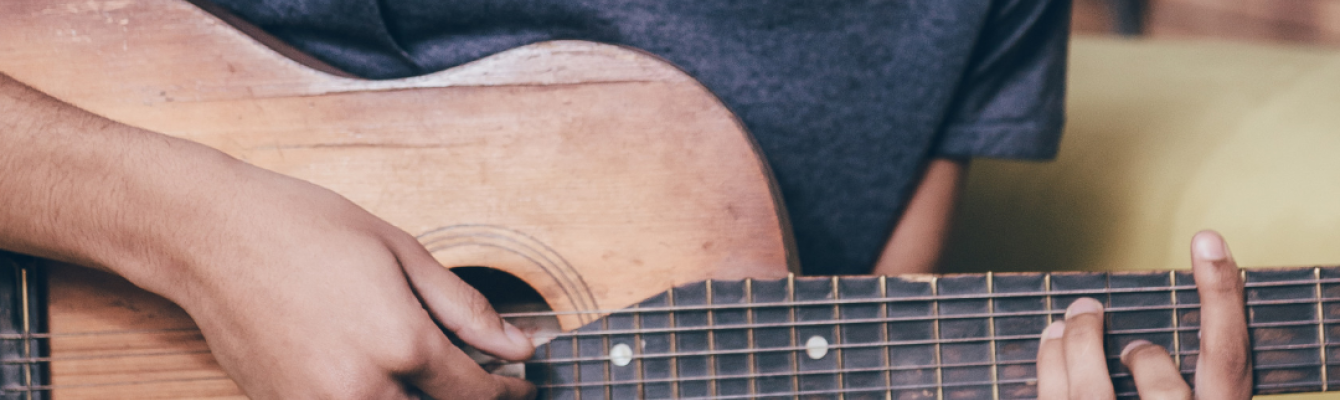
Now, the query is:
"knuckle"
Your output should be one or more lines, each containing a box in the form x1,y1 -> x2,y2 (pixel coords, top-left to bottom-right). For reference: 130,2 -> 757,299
377,330 -> 434,375
303,367 -> 396,400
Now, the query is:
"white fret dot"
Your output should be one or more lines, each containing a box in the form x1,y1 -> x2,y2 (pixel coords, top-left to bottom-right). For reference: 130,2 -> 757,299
805,336 -> 829,360
610,343 -> 633,367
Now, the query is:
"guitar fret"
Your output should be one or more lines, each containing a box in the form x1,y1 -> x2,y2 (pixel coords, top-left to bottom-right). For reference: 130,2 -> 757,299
986,272 -> 999,400
880,276 -> 891,399
667,287 -> 680,398
1321,266 -> 1340,388
576,310 -> 607,400
638,290 -> 673,398
936,275 -> 993,399
932,277 -> 943,400
673,282 -> 710,398
710,279 -> 751,397
1317,267 -> 1328,392
1107,271 -> 1176,398
633,301 -> 644,399
602,314 -> 611,400
831,276 -> 844,400
787,274 -> 798,400
706,280 -> 717,398
793,276 -> 837,399
836,276 -> 886,400
605,300 -> 637,398
746,279 -> 757,398
524,266 -> 1340,399
1246,267 -> 1324,393
992,273 -> 1046,399
1169,270 -> 1182,372
884,275 -> 937,400
750,277 -> 795,398
1174,270 -> 1199,378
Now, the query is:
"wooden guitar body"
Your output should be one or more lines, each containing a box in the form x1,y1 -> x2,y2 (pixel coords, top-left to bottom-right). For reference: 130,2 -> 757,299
1,0 -> 795,397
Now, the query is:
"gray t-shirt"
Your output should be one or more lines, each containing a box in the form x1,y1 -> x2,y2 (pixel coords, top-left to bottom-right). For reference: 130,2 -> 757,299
212,0 -> 1070,275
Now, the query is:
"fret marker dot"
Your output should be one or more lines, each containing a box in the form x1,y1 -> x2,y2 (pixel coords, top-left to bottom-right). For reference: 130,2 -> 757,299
610,343 -> 633,367
805,336 -> 829,360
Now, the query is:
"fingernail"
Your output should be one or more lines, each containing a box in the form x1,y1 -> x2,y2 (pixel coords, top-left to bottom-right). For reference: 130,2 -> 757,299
1121,339 -> 1152,358
1042,321 -> 1066,340
1193,231 -> 1230,261
504,321 -> 532,348
1065,297 -> 1103,318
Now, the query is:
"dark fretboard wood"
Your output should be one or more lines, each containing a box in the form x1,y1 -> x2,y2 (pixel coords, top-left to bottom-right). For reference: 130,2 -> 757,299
0,252 -> 47,400
524,266 -> 1340,399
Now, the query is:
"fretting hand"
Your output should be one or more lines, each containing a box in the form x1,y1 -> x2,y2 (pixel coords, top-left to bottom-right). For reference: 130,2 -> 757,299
1036,231 -> 1252,399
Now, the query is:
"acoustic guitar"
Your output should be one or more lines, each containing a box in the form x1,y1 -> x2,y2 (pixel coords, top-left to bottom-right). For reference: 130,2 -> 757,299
1,1 -> 1337,399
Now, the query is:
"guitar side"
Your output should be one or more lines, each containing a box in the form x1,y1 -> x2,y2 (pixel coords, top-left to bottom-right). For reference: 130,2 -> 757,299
0,0 -> 794,398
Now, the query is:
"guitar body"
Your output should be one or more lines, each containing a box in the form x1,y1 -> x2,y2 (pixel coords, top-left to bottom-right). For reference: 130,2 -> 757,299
1,0 -> 795,398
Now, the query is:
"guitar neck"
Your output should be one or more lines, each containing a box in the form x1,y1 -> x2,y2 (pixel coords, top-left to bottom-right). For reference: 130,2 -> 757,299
522,267 -> 1340,399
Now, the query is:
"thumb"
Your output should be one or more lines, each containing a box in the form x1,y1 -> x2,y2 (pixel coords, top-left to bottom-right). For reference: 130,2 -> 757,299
388,233 -> 535,361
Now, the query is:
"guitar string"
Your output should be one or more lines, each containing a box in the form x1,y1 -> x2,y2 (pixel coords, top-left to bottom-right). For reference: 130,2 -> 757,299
6,275 -> 1333,393
524,359 -> 1322,390
4,277 -> 1332,378
0,324 -> 1329,366
0,360 -> 1327,394
4,275 -> 1333,341
1,293 -> 1331,341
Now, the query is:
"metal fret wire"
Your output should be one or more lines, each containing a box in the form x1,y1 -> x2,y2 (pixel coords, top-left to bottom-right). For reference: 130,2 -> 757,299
931,276 -> 944,400
704,280 -> 716,398
1169,270 -> 1182,371
830,276 -> 845,399
1318,266 -> 1330,391
785,274 -> 798,400
986,271 -> 1000,400
667,285 -> 679,398
743,279 -> 756,398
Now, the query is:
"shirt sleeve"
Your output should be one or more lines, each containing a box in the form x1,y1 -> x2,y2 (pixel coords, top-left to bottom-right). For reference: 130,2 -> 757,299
934,0 -> 1071,160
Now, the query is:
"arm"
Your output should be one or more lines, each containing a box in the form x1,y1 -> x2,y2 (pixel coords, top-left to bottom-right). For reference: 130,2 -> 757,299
1037,231 -> 1252,399
0,73 -> 534,399
871,157 -> 968,275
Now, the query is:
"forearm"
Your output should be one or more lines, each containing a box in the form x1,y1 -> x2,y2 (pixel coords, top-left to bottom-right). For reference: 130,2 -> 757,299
871,157 -> 967,275
0,72 -> 241,286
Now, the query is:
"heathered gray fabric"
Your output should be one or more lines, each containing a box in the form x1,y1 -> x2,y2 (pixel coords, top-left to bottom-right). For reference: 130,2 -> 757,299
211,0 -> 1070,275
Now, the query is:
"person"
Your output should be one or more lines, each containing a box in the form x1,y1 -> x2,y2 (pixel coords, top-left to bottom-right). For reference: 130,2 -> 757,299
0,0 -> 1251,398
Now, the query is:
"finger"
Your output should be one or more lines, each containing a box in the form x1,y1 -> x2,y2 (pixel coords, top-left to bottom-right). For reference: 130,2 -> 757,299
1121,340 -> 1192,400
1190,231 -> 1252,400
408,330 -> 537,400
1036,321 -> 1069,400
388,232 -> 535,361
1062,297 -> 1115,400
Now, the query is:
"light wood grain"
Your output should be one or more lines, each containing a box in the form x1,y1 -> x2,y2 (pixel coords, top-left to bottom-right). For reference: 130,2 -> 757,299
0,0 -> 794,397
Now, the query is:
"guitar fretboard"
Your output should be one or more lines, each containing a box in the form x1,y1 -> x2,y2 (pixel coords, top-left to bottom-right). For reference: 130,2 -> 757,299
523,267 -> 1340,400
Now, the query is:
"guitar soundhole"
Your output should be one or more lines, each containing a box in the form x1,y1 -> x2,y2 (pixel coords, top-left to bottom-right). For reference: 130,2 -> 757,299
451,266 -> 548,311
450,266 -> 561,383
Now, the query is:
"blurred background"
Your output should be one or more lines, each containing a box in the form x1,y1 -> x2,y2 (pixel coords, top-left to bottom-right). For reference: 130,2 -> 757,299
1073,0 -> 1340,44
944,3 -> 1340,398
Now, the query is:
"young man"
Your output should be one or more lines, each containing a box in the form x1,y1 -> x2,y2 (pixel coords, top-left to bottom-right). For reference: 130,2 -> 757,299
0,0 -> 1251,398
